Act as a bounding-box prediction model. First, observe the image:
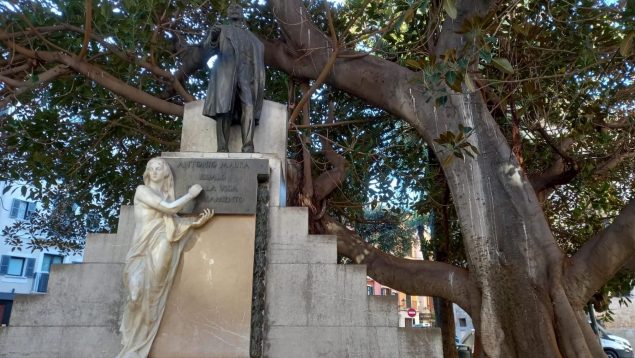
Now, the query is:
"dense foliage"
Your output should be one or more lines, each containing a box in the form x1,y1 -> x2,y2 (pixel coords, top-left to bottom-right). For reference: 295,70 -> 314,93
1,1 -> 634,353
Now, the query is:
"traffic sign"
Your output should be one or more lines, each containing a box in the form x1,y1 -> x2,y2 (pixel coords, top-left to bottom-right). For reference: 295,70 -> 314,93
407,308 -> 416,317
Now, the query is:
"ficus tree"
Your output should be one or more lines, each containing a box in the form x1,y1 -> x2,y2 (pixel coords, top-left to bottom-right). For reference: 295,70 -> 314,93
1,0 -> 635,356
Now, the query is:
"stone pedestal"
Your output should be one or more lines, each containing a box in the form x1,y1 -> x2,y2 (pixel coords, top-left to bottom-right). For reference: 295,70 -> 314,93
146,153 -> 270,358
180,100 -> 287,161
177,99 -> 287,207
150,216 -> 256,358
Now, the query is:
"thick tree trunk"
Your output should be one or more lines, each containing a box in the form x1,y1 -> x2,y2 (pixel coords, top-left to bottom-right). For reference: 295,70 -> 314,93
428,156 -> 459,358
426,3 -> 604,354
429,78 -> 605,358
436,297 -> 458,358
266,0 -> 635,356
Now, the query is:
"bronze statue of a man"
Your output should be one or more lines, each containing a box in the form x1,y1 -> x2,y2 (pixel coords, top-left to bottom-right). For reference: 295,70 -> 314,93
202,4 -> 265,153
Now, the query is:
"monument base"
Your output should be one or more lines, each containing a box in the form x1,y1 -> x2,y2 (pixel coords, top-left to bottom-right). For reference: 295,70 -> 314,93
150,215 -> 256,358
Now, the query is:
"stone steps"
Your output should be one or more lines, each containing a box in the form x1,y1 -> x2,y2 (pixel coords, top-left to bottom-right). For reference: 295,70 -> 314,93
268,234 -> 336,264
264,207 -> 442,357
0,205 -> 441,358
0,326 -> 121,358
0,209 -> 131,358
83,206 -> 134,263
367,295 -> 400,327
9,263 -> 125,327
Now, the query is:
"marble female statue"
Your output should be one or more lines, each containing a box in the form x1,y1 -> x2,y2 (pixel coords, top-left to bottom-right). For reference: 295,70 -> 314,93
117,158 -> 214,358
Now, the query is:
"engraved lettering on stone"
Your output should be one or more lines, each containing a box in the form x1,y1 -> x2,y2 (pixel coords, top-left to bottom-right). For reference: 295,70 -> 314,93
163,158 -> 268,215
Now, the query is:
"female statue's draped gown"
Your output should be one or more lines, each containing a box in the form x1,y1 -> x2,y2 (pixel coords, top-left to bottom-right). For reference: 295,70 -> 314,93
116,213 -> 191,358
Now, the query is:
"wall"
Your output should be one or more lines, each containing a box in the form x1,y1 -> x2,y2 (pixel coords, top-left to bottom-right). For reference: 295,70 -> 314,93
454,304 -> 474,343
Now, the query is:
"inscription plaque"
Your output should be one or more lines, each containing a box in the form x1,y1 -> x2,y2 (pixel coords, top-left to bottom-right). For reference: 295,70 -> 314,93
163,158 -> 268,214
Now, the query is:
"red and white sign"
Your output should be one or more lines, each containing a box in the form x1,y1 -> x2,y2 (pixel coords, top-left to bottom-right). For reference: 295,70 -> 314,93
407,308 -> 417,317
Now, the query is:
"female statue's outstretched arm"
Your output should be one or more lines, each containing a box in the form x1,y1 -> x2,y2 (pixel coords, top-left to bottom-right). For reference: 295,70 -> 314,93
135,184 -> 203,215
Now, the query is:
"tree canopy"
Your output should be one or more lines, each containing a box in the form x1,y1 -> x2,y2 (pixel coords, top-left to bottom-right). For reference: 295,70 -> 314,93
1,0 -> 635,356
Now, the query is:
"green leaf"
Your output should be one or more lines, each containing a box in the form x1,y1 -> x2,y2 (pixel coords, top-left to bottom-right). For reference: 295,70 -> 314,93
479,49 -> 492,64
445,70 -> 456,84
620,32 -> 634,57
492,57 -> 515,74
403,7 -> 415,23
435,95 -> 448,107
457,57 -> 469,69
442,154 -> 455,166
405,59 -> 422,69
434,133 -> 448,145
442,0 -> 457,19
445,70 -> 463,92
435,131 -> 457,145
464,73 -> 477,92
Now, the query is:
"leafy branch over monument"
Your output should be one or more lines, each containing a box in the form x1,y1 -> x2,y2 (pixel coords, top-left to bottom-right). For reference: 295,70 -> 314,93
1,0 -> 634,356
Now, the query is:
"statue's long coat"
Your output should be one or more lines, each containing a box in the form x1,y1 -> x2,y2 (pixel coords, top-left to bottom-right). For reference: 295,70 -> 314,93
203,24 -> 265,124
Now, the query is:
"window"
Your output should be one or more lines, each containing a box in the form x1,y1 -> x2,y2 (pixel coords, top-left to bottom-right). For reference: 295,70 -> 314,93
381,288 -> 391,296
0,256 -> 35,277
41,254 -> 63,272
6,257 -> 25,276
459,318 -> 467,327
9,199 -> 35,220
367,286 -> 374,296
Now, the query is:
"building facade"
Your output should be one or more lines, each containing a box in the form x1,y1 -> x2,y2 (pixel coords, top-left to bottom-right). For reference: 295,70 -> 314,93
366,237 -> 435,328
0,181 -> 83,325
453,303 -> 474,344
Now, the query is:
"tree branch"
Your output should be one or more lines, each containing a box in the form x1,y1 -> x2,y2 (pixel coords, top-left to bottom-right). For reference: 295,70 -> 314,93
1,24 -> 195,102
0,74 -> 24,87
299,81 -> 314,202
320,214 -> 477,313
0,65 -> 71,108
0,29 -> 183,116
529,137 -> 578,195
313,100 -> 349,201
78,0 -> 92,59
565,199 -> 635,306
65,24 -> 195,101
287,0 -> 340,127
266,0 -> 423,131
594,117 -> 634,130
593,151 -> 635,178
533,125 -> 577,166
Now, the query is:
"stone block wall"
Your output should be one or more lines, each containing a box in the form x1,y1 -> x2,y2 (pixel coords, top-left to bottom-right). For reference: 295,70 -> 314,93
0,206 -> 133,358
263,207 -> 442,357
0,195 -> 441,358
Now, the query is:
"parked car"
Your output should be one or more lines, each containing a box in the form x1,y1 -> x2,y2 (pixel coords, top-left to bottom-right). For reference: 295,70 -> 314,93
596,324 -> 633,358
412,322 -> 432,328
